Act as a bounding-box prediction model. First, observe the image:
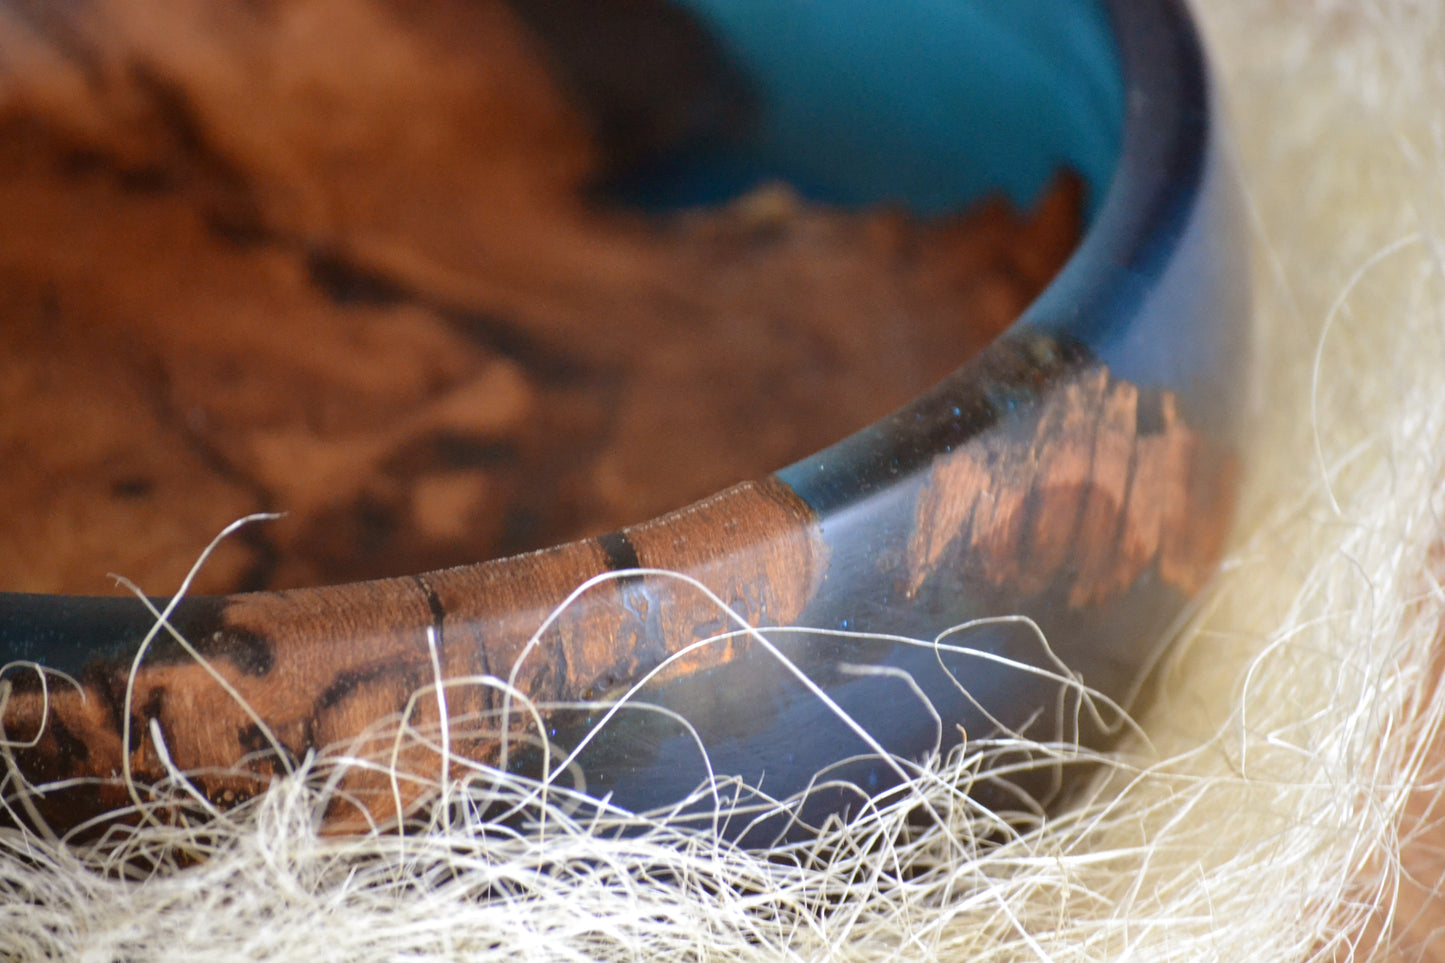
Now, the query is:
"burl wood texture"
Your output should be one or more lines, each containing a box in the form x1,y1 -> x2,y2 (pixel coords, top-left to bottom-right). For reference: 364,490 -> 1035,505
907,367 -> 1238,606
1,478 -> 824,826
0,0 -> 1082,598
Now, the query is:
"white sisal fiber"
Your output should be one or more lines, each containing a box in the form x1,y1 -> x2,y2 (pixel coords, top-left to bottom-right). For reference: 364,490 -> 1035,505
5,0 -> 1445,959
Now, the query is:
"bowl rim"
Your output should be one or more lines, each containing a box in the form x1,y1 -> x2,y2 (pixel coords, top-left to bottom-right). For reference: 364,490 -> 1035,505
0,0 -> 1247,841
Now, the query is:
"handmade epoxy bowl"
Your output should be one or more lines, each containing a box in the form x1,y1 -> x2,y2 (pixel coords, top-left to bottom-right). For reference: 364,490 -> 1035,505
0,0 -> 1248,842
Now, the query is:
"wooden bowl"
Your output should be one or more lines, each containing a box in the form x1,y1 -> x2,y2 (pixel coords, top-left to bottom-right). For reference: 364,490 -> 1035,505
0,0 -> 1248,843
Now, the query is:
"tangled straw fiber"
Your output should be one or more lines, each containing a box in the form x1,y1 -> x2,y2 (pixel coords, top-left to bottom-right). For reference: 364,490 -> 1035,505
5,0 -> 1445,959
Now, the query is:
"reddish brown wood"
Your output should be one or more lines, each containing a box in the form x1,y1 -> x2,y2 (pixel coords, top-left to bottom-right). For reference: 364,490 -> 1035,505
0,0 -> 1081,599
0,0 -> 1243,843
1,478 -> 823,826
0,0 -> 1114,834
907,368 -> 1238,606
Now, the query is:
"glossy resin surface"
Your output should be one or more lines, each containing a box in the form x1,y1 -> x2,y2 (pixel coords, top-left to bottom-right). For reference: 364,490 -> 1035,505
0,0 -> 1248,841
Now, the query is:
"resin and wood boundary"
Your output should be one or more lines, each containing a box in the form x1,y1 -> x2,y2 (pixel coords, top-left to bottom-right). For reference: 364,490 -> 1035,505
0,358 -> 1235,832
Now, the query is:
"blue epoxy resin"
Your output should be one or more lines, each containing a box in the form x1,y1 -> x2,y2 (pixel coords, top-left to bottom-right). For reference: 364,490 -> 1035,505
622,0 -> 1123,215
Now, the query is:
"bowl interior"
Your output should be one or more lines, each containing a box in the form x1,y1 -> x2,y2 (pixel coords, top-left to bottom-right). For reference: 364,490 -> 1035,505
611,0 -> 1123,215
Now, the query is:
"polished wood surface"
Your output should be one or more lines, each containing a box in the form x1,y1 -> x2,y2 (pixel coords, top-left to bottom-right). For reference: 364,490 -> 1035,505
0,0 -> 1078,598
0,0 -> 1241,839
907,367 -> 1236,607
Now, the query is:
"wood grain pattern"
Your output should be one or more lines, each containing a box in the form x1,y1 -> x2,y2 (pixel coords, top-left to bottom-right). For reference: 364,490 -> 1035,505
0,0 -> 1079,599
0,0 -> 1208,836
0,360 -> 1240,831
1,478 -> 824,827
907,366 -> 1238,606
